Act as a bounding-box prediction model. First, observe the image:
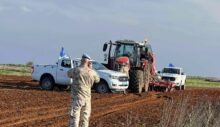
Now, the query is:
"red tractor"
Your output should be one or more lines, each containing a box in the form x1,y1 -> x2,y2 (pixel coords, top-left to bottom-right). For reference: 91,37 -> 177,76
103,39 -> 154,93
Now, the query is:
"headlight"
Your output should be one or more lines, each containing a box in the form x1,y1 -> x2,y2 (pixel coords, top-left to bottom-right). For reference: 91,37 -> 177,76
109,75 -> 118,79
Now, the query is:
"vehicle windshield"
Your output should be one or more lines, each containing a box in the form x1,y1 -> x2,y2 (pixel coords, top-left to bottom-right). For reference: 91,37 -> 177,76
162,68 -> 180,74
115,44 -> 134,57
92,61 -> 108,70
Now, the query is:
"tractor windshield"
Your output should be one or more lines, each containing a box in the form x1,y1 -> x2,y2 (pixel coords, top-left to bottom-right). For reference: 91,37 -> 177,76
115,44 -> 134,58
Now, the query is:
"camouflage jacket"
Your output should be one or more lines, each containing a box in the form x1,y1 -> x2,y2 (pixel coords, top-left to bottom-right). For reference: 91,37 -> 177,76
67,65 -> 100,99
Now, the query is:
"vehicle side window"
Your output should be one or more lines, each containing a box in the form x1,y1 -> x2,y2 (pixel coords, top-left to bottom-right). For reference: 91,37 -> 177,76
61,60 -> 71,68
72,60 -> 81,68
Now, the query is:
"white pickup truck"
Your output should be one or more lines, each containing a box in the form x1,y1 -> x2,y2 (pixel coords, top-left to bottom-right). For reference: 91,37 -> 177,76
73,58 -> 129,93
159,67 -> 186,90
32,57 -> 129,93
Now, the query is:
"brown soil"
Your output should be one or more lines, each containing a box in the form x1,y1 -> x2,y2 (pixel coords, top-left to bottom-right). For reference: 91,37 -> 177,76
0,75 -> 220,127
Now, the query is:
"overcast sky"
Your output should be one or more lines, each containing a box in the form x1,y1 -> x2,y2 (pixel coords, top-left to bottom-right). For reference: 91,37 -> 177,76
0,0 -> 220,77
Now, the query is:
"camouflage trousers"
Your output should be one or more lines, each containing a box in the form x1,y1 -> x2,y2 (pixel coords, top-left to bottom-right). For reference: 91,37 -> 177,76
69,97 -> 91,127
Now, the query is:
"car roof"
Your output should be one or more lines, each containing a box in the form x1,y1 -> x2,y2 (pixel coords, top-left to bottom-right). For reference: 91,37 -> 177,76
164,67 -> 182,69
115,40 -> 147,46
73,58 -> 95,62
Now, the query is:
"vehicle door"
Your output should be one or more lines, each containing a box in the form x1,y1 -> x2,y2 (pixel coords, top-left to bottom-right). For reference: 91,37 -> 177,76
56,59 -> 73,85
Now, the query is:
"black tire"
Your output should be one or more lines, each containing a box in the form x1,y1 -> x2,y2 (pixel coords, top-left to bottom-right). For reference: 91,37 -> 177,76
181,85 -> 185,90
95,81 -> 109,93
175,86 -> 181,90
129,69 -> 144,93
149,85 -> 154,91
40,76 -> 54,90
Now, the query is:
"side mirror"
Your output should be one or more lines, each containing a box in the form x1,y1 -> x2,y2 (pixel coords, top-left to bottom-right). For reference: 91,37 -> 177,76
103,43 -> 108,52
181,72 -> 184,75
158,71 -> 161,74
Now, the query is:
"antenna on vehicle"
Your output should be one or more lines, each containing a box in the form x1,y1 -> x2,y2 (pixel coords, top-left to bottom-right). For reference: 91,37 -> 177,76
144,37 -> 148,44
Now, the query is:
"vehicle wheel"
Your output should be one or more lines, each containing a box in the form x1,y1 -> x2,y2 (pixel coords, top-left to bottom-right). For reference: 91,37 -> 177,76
175,86 -> 181,90
149,85 -> 154,91
40,76 -> 54,90
181,85 -> 185,90
95,81 -> 109,93
129,69 -> 144,93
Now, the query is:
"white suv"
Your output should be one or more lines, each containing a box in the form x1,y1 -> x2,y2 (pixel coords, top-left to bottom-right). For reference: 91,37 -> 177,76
73,59 -> 129,93
32,57 -> 129,93
159,67 -> 186,90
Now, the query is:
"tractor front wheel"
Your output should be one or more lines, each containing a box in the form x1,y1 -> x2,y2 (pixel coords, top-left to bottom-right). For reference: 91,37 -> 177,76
129,69 -> 144,93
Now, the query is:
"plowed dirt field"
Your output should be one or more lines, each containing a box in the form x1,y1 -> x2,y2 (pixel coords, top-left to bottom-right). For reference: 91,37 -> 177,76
0,75 -> 220,127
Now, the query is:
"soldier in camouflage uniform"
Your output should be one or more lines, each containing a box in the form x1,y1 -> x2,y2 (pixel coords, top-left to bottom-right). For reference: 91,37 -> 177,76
67,54 -> 100,127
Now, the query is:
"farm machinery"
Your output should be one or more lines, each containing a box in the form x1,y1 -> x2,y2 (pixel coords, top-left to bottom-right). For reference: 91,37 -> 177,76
103,39 -> 176,93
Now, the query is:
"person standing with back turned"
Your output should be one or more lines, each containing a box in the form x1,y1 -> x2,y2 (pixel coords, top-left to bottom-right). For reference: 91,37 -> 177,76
67,54 -> 100,127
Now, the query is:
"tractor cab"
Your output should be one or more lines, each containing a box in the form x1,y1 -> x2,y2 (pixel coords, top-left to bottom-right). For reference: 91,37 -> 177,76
103,40 -> 153,70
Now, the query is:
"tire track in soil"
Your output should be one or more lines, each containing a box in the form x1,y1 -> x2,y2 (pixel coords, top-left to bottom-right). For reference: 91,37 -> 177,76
0,105 -> 64,117
41,116 -> 68,127
92,93 -> 126,102
5,113 -> 67,127
13,115 -> 68,127
49,121 -> 68,127
0,107 -> 68,127
0,84 -> 40,90
92,94 -> 137,108
91,93 -> 159,120
14,93 -> 158,127
39,115 -> 69,127
42,94 -> 155,127
93,92 -> 156,108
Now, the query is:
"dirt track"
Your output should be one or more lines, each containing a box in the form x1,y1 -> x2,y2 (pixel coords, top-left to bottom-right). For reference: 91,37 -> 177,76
0,75 -> 220,127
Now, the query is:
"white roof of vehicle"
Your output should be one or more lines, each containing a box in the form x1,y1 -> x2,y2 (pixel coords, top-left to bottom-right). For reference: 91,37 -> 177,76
164,67 -> 183,69
73,58 -> 94,62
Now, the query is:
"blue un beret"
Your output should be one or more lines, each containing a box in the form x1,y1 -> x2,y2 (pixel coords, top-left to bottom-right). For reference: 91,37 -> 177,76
82,53 -> 92,60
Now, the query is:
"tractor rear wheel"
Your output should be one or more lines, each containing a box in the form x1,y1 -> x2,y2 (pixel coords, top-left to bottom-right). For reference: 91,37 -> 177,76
144,68 -> 150,92
129,69 -> 144,93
